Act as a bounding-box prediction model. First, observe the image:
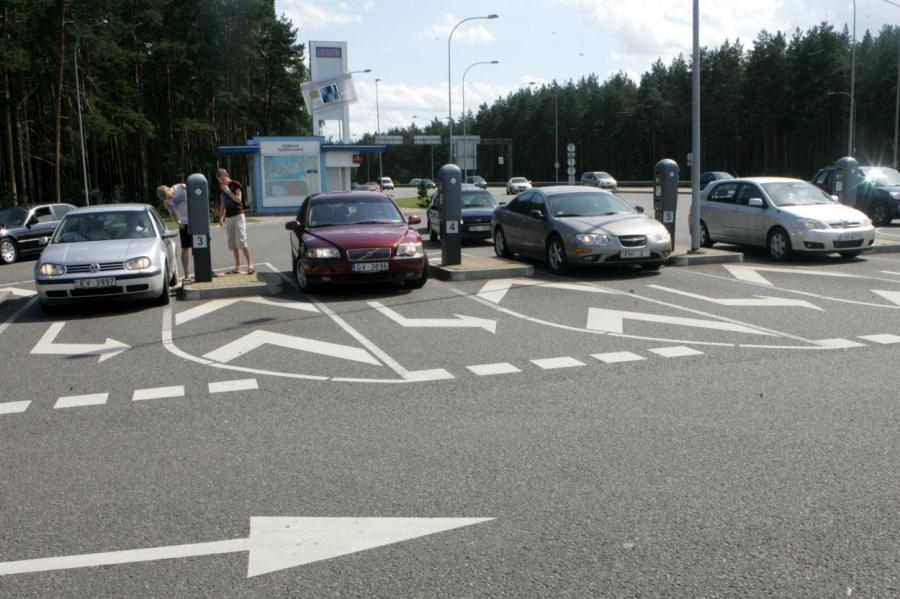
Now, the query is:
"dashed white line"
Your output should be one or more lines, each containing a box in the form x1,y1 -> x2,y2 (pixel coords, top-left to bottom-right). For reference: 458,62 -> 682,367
530,357 -> 586,370
814,338 -> 867,349
132,386 -> 185,401
858,334 -> 900,344
466,362 -> 522,376
54,393 -> 109,409
0,400 -> 31,415
592,351 -> 646,364
209,379 -> 259,394
648,346 -> 705,358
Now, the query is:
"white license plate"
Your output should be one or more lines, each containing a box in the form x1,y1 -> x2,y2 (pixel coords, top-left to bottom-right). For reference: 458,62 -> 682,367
74,277 -> 115,289
468,225 -> 491,232
351,262 -> 389,273
837,232 -> 862,241
620,249 -> 651,259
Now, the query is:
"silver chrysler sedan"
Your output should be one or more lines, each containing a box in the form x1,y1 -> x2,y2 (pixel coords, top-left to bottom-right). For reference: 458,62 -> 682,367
699,177 -> 876,260
492,186 -> 672,273
34,204 -> 178,309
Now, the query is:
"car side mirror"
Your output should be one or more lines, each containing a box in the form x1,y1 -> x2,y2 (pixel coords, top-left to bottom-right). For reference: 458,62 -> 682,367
498,201 -> 507,206
831,195 -> 839,202
162,229 -> 178,238
407,214 -> 421,225
634,206 -> 644,213
285,220 -> 300,231
38,236 -> 50,247
529,209 -> 545,220
748,198 -> 765,208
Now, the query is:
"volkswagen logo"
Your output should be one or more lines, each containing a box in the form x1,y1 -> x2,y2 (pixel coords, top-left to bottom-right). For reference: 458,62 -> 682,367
89,263 -> 101,273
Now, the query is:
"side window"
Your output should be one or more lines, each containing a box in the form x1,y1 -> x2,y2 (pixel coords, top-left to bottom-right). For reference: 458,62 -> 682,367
814,170 -> 829,185
149,209 -> 166,234
528,193 -> 547,215
709,182 -> 738,204
296,197 -> 309,222
52,204 -> 73,219
33,206 -> 55,223
736,184 -> 763,206
510,192 -> 533,214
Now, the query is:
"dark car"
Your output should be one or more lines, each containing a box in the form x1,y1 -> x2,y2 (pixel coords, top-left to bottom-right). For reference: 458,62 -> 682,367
0,203 -> 77,264
465,175 -> 487,189
700,171 -> 734,190
408,178 -> 436,189
812,165 -> 900,225
427,184 -> 498,242
286,192 -> 428,292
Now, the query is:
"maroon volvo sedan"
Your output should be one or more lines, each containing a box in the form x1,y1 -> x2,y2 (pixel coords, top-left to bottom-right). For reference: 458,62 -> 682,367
286,192 -> 428,291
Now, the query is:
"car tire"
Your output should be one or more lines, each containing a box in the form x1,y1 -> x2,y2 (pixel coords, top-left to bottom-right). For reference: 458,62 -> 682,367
0,238 -> 18,264
871,201 -> 893,226
767,228 -> 792,261
431,221 -> 440,242
700,221 -> 714,248
839,251 -> 862,259
154,264 -> 171,305
294,253 -> 317,293
404,265 -> 429,289
546,235 -> 570,274
493,227 -> 512,258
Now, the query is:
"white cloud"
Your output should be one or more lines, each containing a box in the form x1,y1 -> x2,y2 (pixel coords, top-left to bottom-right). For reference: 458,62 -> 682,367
425,13 -> 497,43
362,0 -> 374,12
278,0 -> 363,31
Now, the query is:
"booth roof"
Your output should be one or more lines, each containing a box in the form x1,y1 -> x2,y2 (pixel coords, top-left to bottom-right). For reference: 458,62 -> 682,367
214,144 -> 386,156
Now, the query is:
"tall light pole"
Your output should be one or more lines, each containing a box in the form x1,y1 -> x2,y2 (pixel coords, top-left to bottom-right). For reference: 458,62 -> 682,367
413,115 -> 435,178
882,0 -> 900,167
849,0 -> 857,156
448,14 -> 498,163
690,0 -> 701,251
461,60 -> 498,179
827,90 -> 853,154
73,38 -> 89,205
375,77 -> 382,180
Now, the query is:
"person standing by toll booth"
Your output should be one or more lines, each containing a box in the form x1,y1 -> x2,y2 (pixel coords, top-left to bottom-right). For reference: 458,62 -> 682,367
157,182 -> 192,283
216,168 -> 254,275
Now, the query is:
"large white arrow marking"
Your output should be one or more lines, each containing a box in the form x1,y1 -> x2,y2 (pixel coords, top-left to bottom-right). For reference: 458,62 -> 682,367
723,264 -> 860,286
872,289 -> 900,306
203,330 -> 380,365
477,278 -> 613,304
2,287 -> 37,298
31,322 -> 130,363
176,297 -> 317,326
0,517 -> 493,579
647,285 -> 823,310
586,308 -> 776,336
368,301 -> 496,333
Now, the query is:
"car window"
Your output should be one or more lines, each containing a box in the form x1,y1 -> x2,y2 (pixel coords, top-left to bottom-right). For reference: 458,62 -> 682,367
53,211 -> 156,243
861,167 -> 900,186
431,193 -> 442,209
508,192 -> 533,215
308,196 -> 403,226
528,193 -> 548,215
762,181 -> 836,206
736,184 -> 764,206
814,170 -> 830,185
546,191 -> 635,217
149,209 -> 167,234
33,206 -> 55,223
709,182 -> 738,204
0,206 -> 29,227
581,173 -> 593,180
52,204 -> 74,219
462,191 -> 496,208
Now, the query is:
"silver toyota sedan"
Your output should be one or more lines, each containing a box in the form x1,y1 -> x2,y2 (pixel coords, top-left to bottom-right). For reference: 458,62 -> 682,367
34,204 -> 178,309
699,177 -> 876,260
492,186 -> 671,273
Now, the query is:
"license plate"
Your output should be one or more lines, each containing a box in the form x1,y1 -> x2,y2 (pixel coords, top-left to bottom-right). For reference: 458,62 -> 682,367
468,225 -> 491,232
837,232 -> 862,241
351,262 -> 389,273
620,249 -> 650,259
74,277 -> 115,289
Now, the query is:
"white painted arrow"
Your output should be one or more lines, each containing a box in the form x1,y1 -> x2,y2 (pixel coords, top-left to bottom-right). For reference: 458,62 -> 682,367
723,264 -> 860,286
203,330 -> 380,365
176,297 -> 317,326
30,322 -> 130,363
872,289 -> 900,306
368,301 -> 496,333
647,285 -> 823,310
586,308 -> 776,336
477,278 -> 613,304
0,517 -> 493,579
2,287 -> 37,298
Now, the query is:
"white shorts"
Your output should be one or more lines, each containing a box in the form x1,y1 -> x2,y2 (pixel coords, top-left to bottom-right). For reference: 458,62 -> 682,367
225,214 -> 248,250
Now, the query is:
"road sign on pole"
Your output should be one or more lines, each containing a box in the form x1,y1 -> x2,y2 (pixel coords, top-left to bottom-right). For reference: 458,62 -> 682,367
566,143 -> 576,184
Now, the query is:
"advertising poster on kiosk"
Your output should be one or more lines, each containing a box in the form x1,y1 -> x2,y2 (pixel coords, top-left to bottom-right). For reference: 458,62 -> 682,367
260,141 -> 320,207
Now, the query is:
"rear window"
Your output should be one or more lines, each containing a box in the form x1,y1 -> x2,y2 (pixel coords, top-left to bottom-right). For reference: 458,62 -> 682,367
462,191 -> 497,208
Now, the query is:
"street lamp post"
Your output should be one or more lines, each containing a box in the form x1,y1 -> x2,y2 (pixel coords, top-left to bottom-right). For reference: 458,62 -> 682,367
462,60 -> 498,179
827,90 -> 853,154
881,0 -> 900,167
448,14 -> 498,163
690,0 -> 701,251
375,78 -> 382,180
849,0 -> 857,156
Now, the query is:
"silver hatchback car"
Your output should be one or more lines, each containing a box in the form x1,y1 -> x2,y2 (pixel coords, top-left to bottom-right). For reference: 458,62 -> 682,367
699,177 -> 875,260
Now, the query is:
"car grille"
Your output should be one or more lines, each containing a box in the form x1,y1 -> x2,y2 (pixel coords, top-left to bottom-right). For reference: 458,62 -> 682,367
347,247 -> 391,261
464,216 -> 492,224
618,235 -> 648,247
65,261 -> 124,273
827,221 -> 862,228
833,239 -> 864,248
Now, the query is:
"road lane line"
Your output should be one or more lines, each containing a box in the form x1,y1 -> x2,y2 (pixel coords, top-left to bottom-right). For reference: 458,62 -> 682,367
592,352 -> 645,364
466,363 -> 521,376
858,334 -> 900,344
0,401 -> 31,415
648,346 -> 704,358
133,386 -> 185,401
209,379 -> 259,394
813,338 -> 867,349
54,393 -> 109,409
530,357 -> 585,370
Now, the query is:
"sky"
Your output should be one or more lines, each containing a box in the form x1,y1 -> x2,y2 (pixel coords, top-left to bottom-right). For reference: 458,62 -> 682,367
275,0 -> 900,141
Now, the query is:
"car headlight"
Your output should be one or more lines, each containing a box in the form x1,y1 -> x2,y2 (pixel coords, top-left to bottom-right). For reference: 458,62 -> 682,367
652,229 -> 671,243
861,216 -> 872,227
396,242 -> 424,257
124,256 -> 151,270
39,263 -> 66,276
575,233 -> 611,246
305,246 -> 340,259
890,191 -> 900,199
795,218 -> 827,230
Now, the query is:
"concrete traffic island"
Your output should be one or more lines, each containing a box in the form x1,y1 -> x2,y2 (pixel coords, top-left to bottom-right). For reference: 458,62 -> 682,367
429,256 -> 534,281
176,271 -> 283,300
667,246 -> 744,266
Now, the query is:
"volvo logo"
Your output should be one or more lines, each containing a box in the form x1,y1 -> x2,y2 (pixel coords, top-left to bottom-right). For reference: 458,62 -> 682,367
89,263 -> 101,273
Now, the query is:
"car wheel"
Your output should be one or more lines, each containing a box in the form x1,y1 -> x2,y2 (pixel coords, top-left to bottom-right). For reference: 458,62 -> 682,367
839,251 -> 861,259
767,228 -> 792,261
294,253 -> 317,292
871,201 -> 892,226
700,221 -> 714,248
0,238 -> 18,264
493,227 -> 512,258
404,264 -> 429,289
546,235 -> 570,274
431,221 -> 440,242
154,264 -> 171,305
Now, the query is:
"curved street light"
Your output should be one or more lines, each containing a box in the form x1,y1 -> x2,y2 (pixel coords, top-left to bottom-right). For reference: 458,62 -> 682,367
461,60 -> 498,178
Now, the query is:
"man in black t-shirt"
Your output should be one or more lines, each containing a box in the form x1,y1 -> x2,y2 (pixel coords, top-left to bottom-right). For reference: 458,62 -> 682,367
217,168 -> 254,274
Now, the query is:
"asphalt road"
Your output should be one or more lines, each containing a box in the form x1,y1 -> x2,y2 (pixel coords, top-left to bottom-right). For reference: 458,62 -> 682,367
1,215 -> 899,597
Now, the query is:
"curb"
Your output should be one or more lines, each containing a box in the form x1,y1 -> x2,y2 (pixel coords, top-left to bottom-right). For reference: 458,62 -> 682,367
429,262 -> 534,281
176,272 -> 283,300
871,242 -> 900,254
668,250 -> 744,266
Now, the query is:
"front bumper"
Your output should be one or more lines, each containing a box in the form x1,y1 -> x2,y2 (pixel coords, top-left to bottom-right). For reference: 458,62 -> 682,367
789,226 -> 876,253
303,257 -> 427,284
35,270 -> 165,302
566,238 -> 671,265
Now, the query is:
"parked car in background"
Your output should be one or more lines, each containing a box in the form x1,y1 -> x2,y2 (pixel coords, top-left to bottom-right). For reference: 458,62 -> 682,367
286,191 -> 427,291
408,178 -> 436,189
506,177 -> 532,195
428,184 -> 498,242
34,204 -> 178,309
0,202 -> 76,264
700,171 -> 734,190
466,175 -> 487,189
699,177 -> 875,260
811,165 -> 900,226
492,186 -> 670,273
380,177 -> 394,190
421,179 -> 436,189
363,181 -> 383,192
580,171 -> 617,189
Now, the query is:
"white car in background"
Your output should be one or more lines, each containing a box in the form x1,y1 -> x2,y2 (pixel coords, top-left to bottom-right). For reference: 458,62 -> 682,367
380,177 -> 395,190
581,171 -> 618,189
506,177 -> 532,195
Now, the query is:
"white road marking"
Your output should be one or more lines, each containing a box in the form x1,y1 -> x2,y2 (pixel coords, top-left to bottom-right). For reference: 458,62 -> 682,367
368,301 -> 496,333
31,322 -> 130,363
592,351 -> 646,364
54,393 -> 109,409
175,297 -> 317,326
587,308 -> 775,336
0,280 -> 38,287
466,362 -> 521,376
0,401 -> 31,415
209,379 -> 259,394
858,334 -> 900,344
3,287 -> 37,297
203,331 -> 381,365
814,338 -> 867,349
132,386 -> 185,401
530,357 -> 586,369
871,289 -> 900,306
647,285 -> 822,310
879,270 -> 900,277
723,264 -> 860,286
476,278 -> 612,304
648,346 -> 704,358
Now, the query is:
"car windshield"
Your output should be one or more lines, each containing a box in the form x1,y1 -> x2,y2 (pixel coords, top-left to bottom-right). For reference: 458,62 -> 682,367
308,197 -> 403,226
0,206 -> 29,228
762,181 -> 836,206
53,211 -> 156,243
547,192 -> 636,217
597,172 -> 611,178
510,177 -> 526,183
861,167 -> 900,186
462,191 -> 497,208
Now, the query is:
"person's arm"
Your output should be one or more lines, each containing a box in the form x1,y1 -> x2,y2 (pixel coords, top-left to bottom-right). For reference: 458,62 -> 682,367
218,192 -> 225,227
162,199 -> 180,225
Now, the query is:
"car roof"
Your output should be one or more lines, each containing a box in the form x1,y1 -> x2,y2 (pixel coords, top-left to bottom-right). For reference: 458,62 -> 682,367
316,191 -> 389,200
0,202 -> 73,211
714,177 -> 804,185
69,203 -> 151,214
537,185 -> 616,196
